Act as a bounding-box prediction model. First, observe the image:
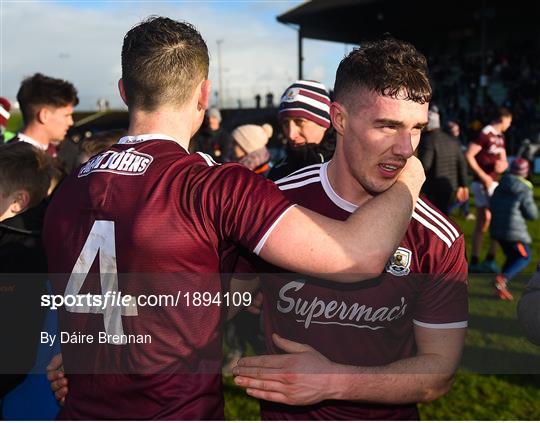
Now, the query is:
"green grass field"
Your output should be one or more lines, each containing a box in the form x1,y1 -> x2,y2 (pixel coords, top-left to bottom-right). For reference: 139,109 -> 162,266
224,178 -> 540,420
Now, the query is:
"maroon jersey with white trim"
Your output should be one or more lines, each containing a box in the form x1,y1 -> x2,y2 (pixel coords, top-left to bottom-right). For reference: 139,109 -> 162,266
472,125 -> 506,181
43,134 -> 292,420
260,162 -> 468,421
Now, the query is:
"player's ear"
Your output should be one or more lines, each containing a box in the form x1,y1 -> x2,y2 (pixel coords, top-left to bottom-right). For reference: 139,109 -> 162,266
36,107 -> 49,125
118,79 -> 128,106
11,190 -> 31,214
197,79 -> 211,111
330,102 -> 346,135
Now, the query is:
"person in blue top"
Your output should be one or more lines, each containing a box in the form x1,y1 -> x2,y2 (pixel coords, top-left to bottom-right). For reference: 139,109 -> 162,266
490,158 -> 538,300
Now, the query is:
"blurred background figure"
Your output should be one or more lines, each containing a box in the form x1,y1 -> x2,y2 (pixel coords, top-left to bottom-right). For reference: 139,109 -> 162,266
269,80 -> 335,180
0,143 -> 52,411
0,97 -> 16,143
418,105 -> 469,214
78,129 -> 126,164
446,120 -> 461,139
190,107 -> 233,162
489,158 -> 538,300
445,120 -> 475,220
9,73 -> 78,159
232,123 -> 273,175
466,107 -> 512,273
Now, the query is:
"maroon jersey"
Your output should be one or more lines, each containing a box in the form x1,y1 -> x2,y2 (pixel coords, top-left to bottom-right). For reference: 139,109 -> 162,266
472,125 -> 506,181
259,163 -> 468,420
43,134 -> 293,420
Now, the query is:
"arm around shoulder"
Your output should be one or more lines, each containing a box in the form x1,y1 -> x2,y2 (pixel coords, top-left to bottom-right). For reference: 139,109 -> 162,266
259,157 -> 425,281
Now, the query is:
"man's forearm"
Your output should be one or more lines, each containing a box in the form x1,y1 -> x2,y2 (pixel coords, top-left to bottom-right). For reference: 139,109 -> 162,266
328,354 -> 455,404
343,181 -> 414,273
465,155 -> 489,184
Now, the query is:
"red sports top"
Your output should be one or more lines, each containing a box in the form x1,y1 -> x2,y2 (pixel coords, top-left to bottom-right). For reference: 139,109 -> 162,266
43,134 -> 292,420
472,124 -> 506,181
258,162 -> 468,421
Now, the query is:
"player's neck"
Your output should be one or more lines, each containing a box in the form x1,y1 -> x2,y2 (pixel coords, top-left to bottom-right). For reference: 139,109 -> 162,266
21,124 -> 50,146
326,153 -> 372,208
127,107 -> 195,151
490,122 -> 503,134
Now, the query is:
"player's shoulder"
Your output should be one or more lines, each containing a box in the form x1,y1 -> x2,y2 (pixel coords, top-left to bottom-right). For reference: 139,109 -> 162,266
273,163 -> 324,191
191,151 -> 219,167
410,197 -> 463,249
480,125 -> 498,136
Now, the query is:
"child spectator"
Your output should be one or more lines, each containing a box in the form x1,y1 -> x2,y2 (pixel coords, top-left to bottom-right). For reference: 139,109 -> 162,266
232,123 -> 273,175
0,142 -> 51,406
490,158 -> 538,300
78,129 -> 126,164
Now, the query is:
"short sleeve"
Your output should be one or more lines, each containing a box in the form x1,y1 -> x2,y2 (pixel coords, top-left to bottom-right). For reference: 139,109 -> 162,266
472,131 -> 489,150
413,236 -> 469,329
197,163 -> 294,254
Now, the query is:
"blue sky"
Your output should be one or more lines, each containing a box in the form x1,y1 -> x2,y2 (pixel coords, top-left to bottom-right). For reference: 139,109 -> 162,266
0,0 -> 354,110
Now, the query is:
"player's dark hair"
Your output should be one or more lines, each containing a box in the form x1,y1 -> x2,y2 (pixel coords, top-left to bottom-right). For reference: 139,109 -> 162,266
492,107 -> 512,122
17,73 -> 79,124
121,16 -> 209,111
0,142 -> 51,208
334,37 -> 432,107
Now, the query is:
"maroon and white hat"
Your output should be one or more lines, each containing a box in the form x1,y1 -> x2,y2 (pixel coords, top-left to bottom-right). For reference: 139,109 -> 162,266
279,80 -> 331,128
0,97 -> 11,127
510,157 -> 529,177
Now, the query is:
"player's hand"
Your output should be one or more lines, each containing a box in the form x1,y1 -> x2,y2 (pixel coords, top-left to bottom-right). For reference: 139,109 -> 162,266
456,187 -> 469,203
399,156 -> 426,195
46,353 -> 68,406
233,333 -> 340,405
494,159 -> 508,174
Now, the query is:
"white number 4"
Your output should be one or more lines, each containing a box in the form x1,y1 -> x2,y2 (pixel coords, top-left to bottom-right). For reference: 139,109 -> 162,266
65,220 -> 138,344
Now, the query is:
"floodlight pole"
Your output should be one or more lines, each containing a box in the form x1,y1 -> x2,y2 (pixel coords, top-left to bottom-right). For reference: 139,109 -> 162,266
298,26 -> 304,80
217,39 -> 224,108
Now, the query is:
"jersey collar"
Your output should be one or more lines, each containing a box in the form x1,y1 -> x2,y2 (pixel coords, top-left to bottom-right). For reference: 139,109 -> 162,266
18,133 -> 49,151
320,161 -> 359,213
118,133 -> 188,153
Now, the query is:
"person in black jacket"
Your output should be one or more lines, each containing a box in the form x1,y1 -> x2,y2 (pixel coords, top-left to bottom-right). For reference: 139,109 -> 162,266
190,107 -> 233,162
0,143 -> 51,411
417,106 -> 469,214
268,80 -> 335,181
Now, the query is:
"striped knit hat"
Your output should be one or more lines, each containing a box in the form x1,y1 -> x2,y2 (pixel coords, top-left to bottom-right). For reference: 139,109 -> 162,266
279,80 -> 331,128
0,97 -> 11,127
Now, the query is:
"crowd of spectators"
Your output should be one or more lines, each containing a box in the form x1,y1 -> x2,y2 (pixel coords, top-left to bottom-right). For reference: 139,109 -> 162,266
429,47 -> 540,154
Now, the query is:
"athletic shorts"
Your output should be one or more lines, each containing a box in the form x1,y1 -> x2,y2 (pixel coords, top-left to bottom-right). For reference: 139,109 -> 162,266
472,181 -> 498,208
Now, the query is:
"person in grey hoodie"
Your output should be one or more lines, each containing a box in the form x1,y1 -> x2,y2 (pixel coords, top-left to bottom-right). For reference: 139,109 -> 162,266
490,158 -> 538,300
